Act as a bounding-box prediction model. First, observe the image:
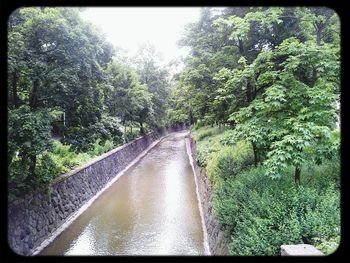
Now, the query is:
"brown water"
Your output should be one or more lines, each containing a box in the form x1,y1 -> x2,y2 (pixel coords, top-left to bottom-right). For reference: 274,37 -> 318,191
40,131 -> 205,255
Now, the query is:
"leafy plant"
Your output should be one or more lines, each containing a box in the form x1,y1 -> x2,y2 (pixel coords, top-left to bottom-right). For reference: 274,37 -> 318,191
214,162 -> 340,255
206,141 -> 254,183
89,139 -> 115,156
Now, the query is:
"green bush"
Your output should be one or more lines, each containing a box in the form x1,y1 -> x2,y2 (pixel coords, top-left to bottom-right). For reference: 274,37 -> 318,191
196,139 -> 222,167
192,126 -> 227,142
206,141 -> 255,184
35,153 -> 63,185
214,162 -> 340,255
47,139 -> 116,176
313,236 -> 340,255
50,140 -> 82,169
100,115 -> 123,145
192,121 -> 204,130
89,139 -> 115,156
192,126 -> 232,167
194,128 -> 216,141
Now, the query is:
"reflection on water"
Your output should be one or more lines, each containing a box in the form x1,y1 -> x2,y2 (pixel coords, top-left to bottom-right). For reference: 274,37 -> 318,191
40,131 -> 205,255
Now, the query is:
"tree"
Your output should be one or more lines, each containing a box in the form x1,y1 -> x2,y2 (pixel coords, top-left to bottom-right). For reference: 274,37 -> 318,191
104,61 -> 153,137
210,7 -> 339,167
131,43 -> 170,128
8,7 -> 114,149
104,61 -> 138,137
8,106 -> 52,190
230,37 -> 339,182
176,7 -> 242,125
130,83 -> 153,135
7,7 -> 115,193
172,7 -> 340,182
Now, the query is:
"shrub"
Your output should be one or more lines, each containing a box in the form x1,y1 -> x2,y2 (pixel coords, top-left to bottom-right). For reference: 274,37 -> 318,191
124,129 -> 140,142
89,139 -> 115,156
9,135 -> 118,201
193,120 -> 206,130
192,126 -> 227,142
313,236 -> 340,254
193,128 -> 216,141
50,140 -> 82,169
49,139 -> 115,175
100,115 -> 123,145
192,126 -> 231,167
206,141 -> 255,183
214,162 -> 340,255
196,138 -> 222,167
218,130 -> 235,146
64,126 -> 91,152
35,153 -> 63,185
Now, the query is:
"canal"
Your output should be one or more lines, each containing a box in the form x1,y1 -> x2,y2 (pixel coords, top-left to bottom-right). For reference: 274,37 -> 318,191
40,131 -> 206,255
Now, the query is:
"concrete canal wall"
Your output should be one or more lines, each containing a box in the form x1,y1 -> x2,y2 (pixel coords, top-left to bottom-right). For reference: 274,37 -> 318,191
8,125 -> 186,256
186,136 -> 229,255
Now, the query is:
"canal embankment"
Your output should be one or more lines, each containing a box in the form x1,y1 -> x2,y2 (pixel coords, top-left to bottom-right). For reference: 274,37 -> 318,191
185,135 -> 229,255
40,131 -> 206,255
8,125 -> 186,256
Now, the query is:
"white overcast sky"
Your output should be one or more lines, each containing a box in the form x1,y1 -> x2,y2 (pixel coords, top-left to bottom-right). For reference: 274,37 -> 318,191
80,7 -> 203,68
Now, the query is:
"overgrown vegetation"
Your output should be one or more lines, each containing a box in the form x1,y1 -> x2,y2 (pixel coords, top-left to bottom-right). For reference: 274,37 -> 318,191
215,162 -> 340,255
8,138 -> 117,202
179,8 -> 340,254
193,126 -> 340,255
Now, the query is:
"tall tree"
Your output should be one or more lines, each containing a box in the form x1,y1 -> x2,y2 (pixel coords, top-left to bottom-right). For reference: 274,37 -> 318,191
104,61 -> 153,137
131,43 -> 170,128
8,7 -> 114,189
230,37 -> 339,182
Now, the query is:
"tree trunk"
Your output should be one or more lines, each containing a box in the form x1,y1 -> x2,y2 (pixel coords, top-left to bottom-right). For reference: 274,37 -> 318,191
140,122 -> 144,135
246,86 -> 251,103
189,111 -> 194,125
310,26 -> 322,87
252,141 -> 258,167
295,165 -> 301,184
316,28 -> 322,46
246,81 -> 253,103
27,155 -> 37,184
252,83 -> 257,101
238,37 -> 245,55
29,79 -> 39,110
12,71 -> 19,108
311,67 -> 317,86
123,122 -> 127,143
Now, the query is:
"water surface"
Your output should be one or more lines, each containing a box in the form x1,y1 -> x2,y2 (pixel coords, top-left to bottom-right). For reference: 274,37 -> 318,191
40,131 -> 205,255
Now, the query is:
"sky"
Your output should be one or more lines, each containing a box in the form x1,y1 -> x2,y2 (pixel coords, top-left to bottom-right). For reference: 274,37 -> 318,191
80,7 -> 202,70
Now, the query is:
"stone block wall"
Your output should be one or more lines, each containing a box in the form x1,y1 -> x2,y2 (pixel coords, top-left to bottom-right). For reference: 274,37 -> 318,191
8,125 -> 186,256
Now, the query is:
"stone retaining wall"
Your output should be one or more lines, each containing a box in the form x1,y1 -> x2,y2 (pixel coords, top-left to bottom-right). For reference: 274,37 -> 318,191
186,136 -> 229,255
8,125 -> 186,256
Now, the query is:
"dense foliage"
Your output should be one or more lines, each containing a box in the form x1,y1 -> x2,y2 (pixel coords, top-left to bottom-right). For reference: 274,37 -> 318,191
215,162 -> 340,255
193,126 -> 340,255
184,7 -> 340,255
8,7 -> 171,198
174,6 -> 340,181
